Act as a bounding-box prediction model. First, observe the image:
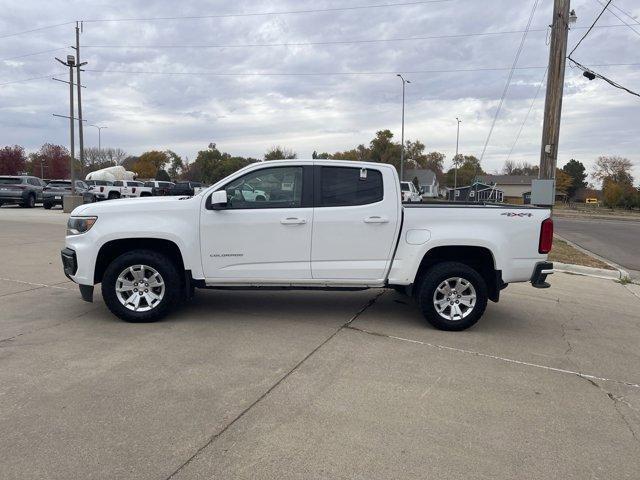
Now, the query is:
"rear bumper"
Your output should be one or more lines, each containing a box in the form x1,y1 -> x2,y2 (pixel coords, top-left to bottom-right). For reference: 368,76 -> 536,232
531,261 -> 553,288
0,190 -> 28,202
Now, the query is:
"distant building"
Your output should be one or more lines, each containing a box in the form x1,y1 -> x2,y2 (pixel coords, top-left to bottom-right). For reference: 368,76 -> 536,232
477,174 -> 536,204
446,182 -> 504,202
404,168 -> 439,198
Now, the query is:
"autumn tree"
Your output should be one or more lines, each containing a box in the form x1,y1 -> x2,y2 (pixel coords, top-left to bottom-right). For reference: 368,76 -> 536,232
27,144 -> 71,179
592,156 -> 634,185
264,146 -> 297,160
0,145 -> 27,175
133,151 -> 169,179
555,168 -> 573,196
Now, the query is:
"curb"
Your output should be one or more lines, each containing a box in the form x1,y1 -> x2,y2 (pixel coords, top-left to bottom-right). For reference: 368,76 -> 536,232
553,212 -> 640,223
552,262 -> 626,281
553,234 -> 631,280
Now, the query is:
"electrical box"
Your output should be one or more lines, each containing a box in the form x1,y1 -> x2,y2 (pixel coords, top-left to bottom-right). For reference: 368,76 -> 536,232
531,179 -> 555,206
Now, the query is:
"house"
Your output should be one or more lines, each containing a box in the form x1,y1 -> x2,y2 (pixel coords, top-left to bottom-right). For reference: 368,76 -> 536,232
404,168 -> 439,198
446,182 -> 504,202
477,174 -> 536,204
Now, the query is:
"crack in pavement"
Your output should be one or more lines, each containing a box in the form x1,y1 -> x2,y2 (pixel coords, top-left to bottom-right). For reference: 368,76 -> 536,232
344,325 -> 640,390
582,377 -> 640,444
164,290 -> 386,480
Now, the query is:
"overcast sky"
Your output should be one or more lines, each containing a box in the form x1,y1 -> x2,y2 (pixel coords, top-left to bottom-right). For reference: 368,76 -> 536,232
1,0 -> 638,182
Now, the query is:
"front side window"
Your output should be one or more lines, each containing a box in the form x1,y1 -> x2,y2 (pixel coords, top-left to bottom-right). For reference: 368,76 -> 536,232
320,167 -> 383,207
224,166 -> 303,209
114,181 -> 123,187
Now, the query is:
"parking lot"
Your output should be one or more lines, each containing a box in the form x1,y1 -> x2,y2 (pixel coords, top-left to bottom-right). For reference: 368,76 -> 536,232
1,206 -> 639,479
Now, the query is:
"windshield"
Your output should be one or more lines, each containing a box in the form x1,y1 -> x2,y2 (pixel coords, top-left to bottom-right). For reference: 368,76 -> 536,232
0,177 -> 22,184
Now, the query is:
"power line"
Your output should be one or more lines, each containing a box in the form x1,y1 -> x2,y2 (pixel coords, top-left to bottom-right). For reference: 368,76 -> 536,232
593,0 -> 640,37
2,62 -> 637,87
505,67 -> 547,162
0,47 -> 66,62
479,0 -> 541,163
76,23 -> 630,50
569,0 -> 613,57
569,57 -> 640,98
0,21 -> 74,40
81,0 -> 453,23
608,1 -> 640,25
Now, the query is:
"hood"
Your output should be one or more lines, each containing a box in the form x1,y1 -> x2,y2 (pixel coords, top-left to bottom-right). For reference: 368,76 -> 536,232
71,195 -> 195,216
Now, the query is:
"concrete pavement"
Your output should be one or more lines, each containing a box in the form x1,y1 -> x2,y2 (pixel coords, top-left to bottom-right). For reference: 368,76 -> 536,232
1,207 -> 639,479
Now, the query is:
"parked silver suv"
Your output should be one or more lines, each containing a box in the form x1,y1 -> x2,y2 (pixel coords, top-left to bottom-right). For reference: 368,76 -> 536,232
0,175 -> 45,208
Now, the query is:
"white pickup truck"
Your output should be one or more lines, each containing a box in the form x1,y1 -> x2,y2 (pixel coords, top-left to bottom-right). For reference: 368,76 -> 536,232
61,160 -> 553,331
94,180 -> 153,200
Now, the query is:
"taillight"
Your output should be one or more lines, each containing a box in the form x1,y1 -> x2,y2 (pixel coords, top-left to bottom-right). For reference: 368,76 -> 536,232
100,186 -> 104,192
132,187 -> 136,193
539,218 -> 553,254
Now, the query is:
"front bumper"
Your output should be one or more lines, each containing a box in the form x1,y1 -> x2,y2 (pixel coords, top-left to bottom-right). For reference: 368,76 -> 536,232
61,247 -> 94,302
531,261 -> 553,288
61,247 -> 78,278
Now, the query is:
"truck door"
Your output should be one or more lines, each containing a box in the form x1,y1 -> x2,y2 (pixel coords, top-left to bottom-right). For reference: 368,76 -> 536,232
200,165 -> 314,281
311,165 -> 400,281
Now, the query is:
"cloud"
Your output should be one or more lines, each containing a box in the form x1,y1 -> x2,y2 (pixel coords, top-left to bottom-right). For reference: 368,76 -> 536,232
1,0 -> 639,182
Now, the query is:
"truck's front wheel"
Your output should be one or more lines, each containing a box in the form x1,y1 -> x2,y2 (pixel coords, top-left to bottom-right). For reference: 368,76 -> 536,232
417,262 -> 488,331
101,250 -> 181,322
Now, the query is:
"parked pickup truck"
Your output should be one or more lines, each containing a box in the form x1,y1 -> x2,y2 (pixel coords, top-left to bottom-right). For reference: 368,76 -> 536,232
61,160 -> 553,331
99,180 -> 153,200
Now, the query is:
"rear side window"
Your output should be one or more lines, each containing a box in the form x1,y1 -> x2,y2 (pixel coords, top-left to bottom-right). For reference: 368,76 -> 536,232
320,167 -> 383,207
0,177 -> 22,184
113,181 -> 123,186
144,182 -> 154,187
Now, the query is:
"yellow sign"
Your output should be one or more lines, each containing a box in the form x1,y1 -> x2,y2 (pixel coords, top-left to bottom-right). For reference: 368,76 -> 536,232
585,198 -> 599,204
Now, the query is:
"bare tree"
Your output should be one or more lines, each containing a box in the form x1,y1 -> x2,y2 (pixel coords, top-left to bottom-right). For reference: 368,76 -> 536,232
592,156 -> 634,185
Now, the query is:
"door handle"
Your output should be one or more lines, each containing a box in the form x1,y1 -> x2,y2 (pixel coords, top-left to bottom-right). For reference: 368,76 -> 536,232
281,217 -> 307,225
364,216 -> 389,224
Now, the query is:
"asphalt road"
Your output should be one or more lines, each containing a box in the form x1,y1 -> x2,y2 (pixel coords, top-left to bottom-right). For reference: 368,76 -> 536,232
555,216 -> 640,272
1,206 -> 640,479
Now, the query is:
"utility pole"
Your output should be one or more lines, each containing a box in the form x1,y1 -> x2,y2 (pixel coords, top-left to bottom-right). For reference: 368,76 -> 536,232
397,74 -> 410,181
539,0 -> 572,181
453,117 -> 461,195
73,22 -> 88,186
56,55 -> 76,193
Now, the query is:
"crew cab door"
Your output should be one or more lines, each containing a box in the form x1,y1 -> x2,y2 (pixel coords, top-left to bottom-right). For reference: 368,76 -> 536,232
311,165 -> 400,281
200,165 -> 313,281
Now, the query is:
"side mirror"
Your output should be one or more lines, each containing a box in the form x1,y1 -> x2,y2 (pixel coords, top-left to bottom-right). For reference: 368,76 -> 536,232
207,190 -> 228,210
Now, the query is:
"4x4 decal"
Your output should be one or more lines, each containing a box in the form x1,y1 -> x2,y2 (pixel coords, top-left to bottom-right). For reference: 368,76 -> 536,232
501,212 -> 533,217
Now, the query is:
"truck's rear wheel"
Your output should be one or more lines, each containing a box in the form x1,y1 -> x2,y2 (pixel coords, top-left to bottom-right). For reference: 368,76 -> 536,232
417,261 -> 487,331
101,250 -> 181,322
108,191 -> 120,200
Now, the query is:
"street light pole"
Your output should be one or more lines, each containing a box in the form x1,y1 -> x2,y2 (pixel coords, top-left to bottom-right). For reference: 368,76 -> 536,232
89,124 -> 107,151
397,74 -> 411,182
454,117 -> 462,196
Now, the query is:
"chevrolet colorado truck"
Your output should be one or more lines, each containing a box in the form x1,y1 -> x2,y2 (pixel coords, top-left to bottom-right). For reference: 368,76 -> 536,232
61,160 -> 554,331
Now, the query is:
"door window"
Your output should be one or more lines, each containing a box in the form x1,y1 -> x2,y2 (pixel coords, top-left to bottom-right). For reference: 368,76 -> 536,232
223,166 -> 303,209
320,167 -> 383,207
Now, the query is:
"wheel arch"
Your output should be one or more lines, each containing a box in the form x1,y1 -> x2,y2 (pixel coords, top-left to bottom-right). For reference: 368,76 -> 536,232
413,245 -> 502,302
94,238 -> 185,284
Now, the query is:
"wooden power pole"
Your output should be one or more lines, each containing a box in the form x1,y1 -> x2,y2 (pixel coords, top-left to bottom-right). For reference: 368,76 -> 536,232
539,0 -> 571,181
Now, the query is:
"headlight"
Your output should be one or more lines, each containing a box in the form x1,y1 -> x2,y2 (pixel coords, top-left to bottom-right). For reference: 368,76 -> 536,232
67,216 -> 97,235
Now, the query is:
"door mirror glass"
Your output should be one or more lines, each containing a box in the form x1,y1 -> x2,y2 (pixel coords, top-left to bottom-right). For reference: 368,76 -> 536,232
208,190 -> 228,210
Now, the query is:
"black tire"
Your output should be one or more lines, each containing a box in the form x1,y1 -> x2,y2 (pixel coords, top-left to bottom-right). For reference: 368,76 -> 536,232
101,249 -> 182,323
21,194 -> 36,208
43,202 -> 53,210
255,195 -> 266,201
108,192 -> 120,200
417,261 -> 488,331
